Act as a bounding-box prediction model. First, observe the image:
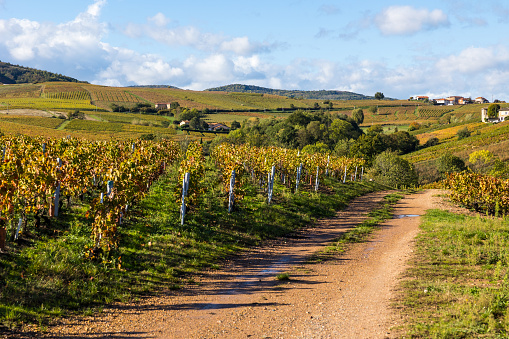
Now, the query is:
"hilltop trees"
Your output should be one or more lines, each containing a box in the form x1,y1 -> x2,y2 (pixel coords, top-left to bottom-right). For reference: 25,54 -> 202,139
375,92 -> 385,100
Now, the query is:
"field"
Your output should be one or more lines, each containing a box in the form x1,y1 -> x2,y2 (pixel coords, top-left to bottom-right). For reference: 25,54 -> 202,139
404,121 -> 509,163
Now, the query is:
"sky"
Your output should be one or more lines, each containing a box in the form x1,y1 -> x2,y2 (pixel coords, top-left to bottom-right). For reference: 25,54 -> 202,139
0,0 -> 508,101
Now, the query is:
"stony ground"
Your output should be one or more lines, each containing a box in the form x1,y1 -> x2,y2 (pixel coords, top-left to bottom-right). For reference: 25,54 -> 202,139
8,190 -> 444,338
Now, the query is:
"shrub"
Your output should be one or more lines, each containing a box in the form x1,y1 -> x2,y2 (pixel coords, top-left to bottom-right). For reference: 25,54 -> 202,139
457,127 -> 471,140
408,122 -> 421,131
368,150 -> 418,188
436,152 -> 467,175
423,137 -> 439,148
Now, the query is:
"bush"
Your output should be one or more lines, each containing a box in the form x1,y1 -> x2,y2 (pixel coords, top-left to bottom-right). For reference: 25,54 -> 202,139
368,150 -> 418,188
457,127 -> 471,140
436,152 -> 467,175
423,137 -> 439,148
408,122 -> 421,131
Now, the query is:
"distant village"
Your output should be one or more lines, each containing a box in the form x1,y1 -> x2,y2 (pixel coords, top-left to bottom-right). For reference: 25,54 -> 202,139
412,95 -> 493,105
413,95 -> 508,123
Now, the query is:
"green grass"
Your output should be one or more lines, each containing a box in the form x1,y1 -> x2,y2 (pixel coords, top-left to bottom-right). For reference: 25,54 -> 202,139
0,160 -> 386,330
399,209 -> 509,337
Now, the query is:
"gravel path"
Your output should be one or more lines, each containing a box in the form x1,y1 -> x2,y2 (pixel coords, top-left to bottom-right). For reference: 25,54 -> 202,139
15,189 -> 440,338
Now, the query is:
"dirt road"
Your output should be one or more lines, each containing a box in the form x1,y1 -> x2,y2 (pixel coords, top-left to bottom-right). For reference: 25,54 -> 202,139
26,190 -> 439,338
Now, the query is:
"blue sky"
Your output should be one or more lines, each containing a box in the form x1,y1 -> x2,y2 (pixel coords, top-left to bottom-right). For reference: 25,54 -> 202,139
0,0 -> 508,101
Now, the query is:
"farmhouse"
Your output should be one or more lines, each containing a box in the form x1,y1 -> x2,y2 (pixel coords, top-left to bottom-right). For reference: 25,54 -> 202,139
155,103 -> 169,110
481,107 -> 509,123
475,97 -> 489,104
179,120 -> 190,127
416,96 -> 429,101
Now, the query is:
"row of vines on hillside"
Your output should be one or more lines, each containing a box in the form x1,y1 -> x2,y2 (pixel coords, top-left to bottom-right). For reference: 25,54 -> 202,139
0,136 -> 365,253
445,172 -> 509,215
0,135 -> 180,251
211,143 -> 365,201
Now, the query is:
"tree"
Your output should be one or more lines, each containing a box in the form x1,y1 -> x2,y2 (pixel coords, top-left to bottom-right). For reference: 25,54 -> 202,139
366,124 -> 384,135
375,92 -> 385,100
351,108 -> 364,125
328,119 -> 360,141
487,103 -> 500,118
230,120 -> 241,130
408,122 -> 421,131
313,102 -> 321,110
386,131 -> 419,154
436,152 -> 467,175
368,150 -> 418,187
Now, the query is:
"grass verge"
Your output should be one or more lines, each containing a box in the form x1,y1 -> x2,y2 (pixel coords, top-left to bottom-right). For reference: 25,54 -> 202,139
398,210 -> 509,337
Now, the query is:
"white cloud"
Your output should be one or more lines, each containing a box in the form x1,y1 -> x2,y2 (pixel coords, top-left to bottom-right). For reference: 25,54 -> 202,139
0,0 -> 107,62
319,4 -> 340,15
435,46 -> 509,74
148,13 -> 170,27
124,16 -> 276,56
95,44 -> 184,85
375,6 -> 449,35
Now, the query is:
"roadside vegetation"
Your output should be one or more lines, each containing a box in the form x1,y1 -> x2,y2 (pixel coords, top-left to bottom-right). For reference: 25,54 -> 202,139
399,209 -> 509,337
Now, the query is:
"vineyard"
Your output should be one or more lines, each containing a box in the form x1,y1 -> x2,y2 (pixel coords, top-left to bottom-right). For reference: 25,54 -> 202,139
83,86 -> 143,104
0,135 -> 365,253
0,115 -> 66,129
405,121 -> 509,163
0,84 -> 41,98
0,135 -> 180,252
0,98 -> 99,112
417,106 -> 454,118
445,172 -> 509,215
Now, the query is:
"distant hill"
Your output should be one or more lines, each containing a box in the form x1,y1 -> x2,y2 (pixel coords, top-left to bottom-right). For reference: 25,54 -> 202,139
0,61 -> 84,84
206,84 -> 375,100
128,85 -> 181,89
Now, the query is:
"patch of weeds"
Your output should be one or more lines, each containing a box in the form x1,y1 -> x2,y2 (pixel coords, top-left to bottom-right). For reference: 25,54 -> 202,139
276,273 -> 290,281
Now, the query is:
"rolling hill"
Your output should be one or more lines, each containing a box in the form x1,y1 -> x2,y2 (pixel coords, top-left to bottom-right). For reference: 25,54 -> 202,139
0,61 -> 84,84
206,84 -> 376,100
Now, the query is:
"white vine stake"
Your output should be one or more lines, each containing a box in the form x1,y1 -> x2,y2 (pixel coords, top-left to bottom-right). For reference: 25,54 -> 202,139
228,170 -> 236,213
315,166 -> 320,192
268,166 -> 275,204
343,166 -> 347,183
295,163 -> 303,193
354,166 -> 358,182
54,158 -> 62,217
180,172 -> 190,225
361,166 -> 364,181
14,218 -> 22,240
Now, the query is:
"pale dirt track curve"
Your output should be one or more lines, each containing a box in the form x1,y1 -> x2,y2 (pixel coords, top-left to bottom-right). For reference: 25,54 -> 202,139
11,190 -> 441,339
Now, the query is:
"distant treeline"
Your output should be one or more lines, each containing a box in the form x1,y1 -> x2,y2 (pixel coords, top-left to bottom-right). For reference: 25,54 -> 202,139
0,61 -> 84,84
206,84 -> 377,101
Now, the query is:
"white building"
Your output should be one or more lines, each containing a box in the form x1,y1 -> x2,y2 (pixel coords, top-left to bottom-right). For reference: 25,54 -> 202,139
481,107 -> 509,123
